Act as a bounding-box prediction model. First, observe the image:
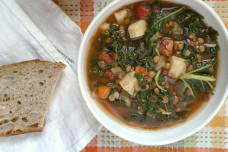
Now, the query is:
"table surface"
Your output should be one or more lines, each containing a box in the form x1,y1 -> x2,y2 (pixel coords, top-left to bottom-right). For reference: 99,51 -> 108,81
54,0 -> 228,151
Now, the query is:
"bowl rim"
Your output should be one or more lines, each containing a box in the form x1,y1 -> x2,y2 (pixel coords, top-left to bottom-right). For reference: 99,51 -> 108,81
78,0 -> 228,145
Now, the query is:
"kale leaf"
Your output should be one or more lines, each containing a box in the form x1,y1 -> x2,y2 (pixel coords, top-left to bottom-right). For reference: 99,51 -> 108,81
90,66 -> 103,76
149,6 -> 187,34
183,45 -> 197,63
178,10 -> 204,34
180,58 -> 216,97
145,6 -> 187,43
111,98 -> 125,105
192,58 -> 216,74
206,45 -> 219,56
134,73 -> 149,89
198,27 -> 219,41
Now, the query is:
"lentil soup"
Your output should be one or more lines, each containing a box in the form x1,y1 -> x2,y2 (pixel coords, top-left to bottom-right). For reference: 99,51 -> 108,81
86,0 -> 219,128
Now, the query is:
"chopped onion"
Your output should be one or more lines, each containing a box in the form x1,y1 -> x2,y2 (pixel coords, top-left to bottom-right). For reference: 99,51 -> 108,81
111,67 -> 122,74
162,76 -> 168,83
175,80 -> 187,96
154,55 -> 166,71
167,77 -> 177,84
172,22 -> 182,35
204,43 -> 216,47
172,22 -> 183,40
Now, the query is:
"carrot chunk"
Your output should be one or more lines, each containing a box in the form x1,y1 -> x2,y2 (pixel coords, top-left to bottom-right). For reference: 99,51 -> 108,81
135,66 -> 147,75
97,86 -> 111,99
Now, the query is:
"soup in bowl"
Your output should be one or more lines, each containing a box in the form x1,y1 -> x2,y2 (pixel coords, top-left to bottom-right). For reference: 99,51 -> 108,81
78,0 -> 228,145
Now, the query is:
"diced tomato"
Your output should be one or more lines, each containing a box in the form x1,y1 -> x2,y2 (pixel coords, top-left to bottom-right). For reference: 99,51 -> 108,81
98,51 -> 114,64
141,53 -> 146,59
91,74 -> 100,83
104,70 -> 115,80
161,69 -> 169,75
135,4 -> 150,19
135,66 -> 147,75
159,39 -> 174,55
186,89 -> 191,96
109,52 -> 116,59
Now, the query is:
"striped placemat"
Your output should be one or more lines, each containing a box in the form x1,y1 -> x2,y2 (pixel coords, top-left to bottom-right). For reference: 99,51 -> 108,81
54,0 -> 228,151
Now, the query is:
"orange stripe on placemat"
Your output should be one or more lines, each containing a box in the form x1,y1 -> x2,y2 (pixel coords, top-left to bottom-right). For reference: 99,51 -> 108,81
80,0 -> 94,33
148,146 -> 160,152
159,147 -> 184,152
97,147 -> 121,152
120,147 -> 133,152
196,147 -> 212,152
81,22 -> 92,33
212,148 -> 227,152
83,146 -> 97,152
184,147 -> 196,152
130,146 -> 148,152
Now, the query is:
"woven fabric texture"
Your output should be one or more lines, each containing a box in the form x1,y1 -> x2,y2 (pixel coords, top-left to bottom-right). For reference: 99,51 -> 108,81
53,0 -> 228,151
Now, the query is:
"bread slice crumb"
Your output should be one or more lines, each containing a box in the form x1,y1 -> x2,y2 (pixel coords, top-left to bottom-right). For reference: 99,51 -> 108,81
0,60 -> 66,136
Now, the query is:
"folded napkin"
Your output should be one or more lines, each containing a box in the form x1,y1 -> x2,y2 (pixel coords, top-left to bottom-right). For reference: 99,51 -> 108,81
0,0 -> 101,151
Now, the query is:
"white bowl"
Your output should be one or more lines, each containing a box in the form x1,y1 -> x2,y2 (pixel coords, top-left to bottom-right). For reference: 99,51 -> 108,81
78,0 -> 228,145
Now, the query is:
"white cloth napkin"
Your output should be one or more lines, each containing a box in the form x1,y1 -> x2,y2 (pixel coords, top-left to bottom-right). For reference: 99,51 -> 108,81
0,0 -> 102,151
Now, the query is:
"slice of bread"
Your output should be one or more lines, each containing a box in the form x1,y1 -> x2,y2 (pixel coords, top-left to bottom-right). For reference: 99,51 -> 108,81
0,60 -> 66,136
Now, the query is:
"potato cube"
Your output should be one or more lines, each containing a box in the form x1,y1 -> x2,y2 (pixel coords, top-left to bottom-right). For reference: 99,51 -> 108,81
128,20 -> 147,39
114,9 -> 128,24
119,71 -> 139,95
168,56 -> 187,78
100,22 -> 110,31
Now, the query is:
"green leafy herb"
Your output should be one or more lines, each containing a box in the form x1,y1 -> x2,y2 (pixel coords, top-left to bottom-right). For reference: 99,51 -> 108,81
180,78 -> 195,97
158,107 -> 172,115
150,6 -> 188,34
188,18 -> 203,33
206,45 -> 219,56
154,69 -> 166,91
102,31 -> 110,37
134,73 -> 148,89
180,73 -> 216,82
102,65 -> 112,71
190,58 -> 216,74
183,45 -> 197,62
179,10 -> 204,34
180,60 -> 216,97
198,27 -> 219,41
145,6 -> 187,44
91,82 -> 98,91
111,98 -> 125,105
90,66 -> 103,76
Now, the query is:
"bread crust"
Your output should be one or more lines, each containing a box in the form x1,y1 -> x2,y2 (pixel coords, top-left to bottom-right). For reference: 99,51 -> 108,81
0,59 -> 66,70
0,127 -> 43,137
0,118 -> 47,137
